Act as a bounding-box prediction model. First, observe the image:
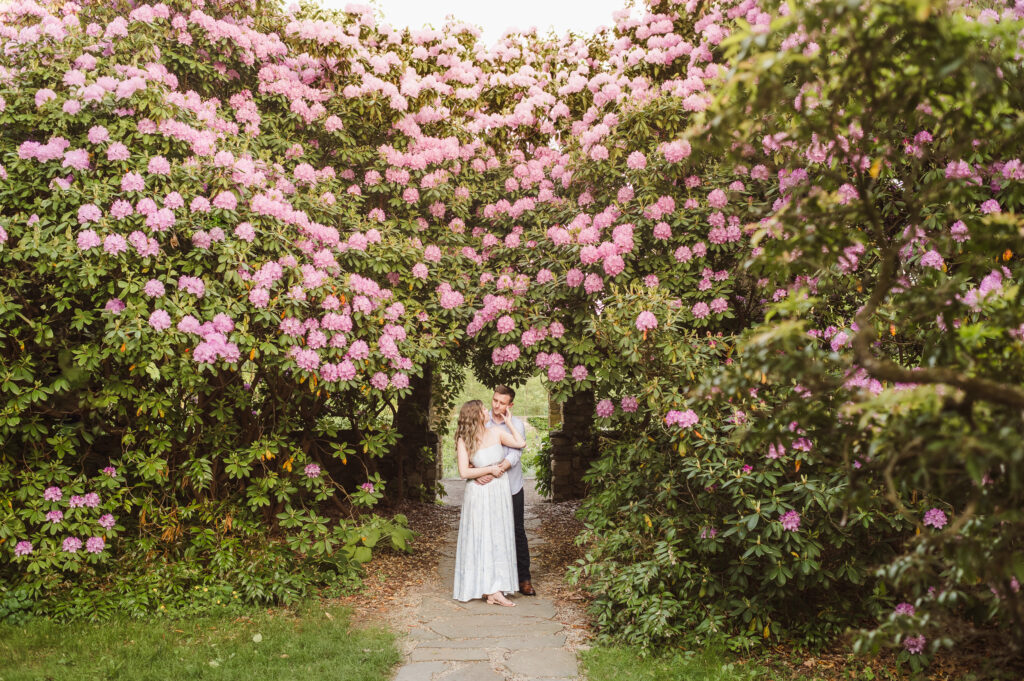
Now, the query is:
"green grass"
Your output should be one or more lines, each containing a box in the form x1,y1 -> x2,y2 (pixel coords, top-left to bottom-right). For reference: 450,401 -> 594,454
581,646 -> 784,681
0,604 -> 399,681
440,369 -> 552,480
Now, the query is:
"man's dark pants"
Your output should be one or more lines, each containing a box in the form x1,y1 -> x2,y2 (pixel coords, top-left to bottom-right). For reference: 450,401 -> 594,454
512,488 -> 530,581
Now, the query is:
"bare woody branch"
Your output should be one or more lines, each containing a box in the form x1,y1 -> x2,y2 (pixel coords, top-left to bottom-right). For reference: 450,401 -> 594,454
851,247 -> 1024,411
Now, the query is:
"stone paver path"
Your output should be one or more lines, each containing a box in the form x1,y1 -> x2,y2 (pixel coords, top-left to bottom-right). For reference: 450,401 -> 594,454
391,479 -> 581,681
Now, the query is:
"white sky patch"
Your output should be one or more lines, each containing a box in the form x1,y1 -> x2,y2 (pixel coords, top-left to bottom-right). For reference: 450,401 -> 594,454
318,0 -> 626,43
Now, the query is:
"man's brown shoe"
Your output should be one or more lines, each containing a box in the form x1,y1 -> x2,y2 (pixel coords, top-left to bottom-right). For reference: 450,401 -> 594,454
519,580 -> 536,596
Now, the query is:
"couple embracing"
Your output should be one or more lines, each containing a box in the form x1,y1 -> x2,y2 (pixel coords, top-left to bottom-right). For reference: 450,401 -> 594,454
452,385 -> 535,607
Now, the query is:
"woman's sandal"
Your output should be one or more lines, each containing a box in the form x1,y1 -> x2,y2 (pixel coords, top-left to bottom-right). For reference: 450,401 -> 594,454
486,594 -> 516,607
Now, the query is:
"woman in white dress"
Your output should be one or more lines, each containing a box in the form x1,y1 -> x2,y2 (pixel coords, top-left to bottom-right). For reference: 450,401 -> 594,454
452,399 -> 526,606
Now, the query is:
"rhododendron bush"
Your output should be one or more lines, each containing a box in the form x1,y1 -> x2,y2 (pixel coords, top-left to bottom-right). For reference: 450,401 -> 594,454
1,0 -> 1023,666
683,0 -> 1024,662
0,0 -> 500,619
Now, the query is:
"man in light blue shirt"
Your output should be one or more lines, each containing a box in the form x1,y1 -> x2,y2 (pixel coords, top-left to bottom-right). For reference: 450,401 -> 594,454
477,384 -> 534,596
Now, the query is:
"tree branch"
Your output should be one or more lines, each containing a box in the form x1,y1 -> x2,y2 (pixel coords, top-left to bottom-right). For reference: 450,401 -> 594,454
851,247 -> 1024,410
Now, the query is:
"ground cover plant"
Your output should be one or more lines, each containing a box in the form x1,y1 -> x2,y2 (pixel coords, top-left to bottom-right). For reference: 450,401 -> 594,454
1,0 -> 1022,673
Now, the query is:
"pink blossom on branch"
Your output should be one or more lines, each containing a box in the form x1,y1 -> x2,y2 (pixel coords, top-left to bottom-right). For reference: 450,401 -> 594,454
923,508 -> 947,529
780,510 -> 801,531
665,409 -> 699,428
635,311 -> 658,331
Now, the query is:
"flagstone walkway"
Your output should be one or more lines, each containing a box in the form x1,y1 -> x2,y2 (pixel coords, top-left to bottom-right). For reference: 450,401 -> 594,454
391,479 -> 581,681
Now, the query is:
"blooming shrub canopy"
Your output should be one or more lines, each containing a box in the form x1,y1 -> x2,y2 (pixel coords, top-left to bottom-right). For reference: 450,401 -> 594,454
1,0 -> 1023,666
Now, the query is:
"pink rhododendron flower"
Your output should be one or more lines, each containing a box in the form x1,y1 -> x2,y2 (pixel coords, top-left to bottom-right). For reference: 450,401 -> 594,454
903,635 -> 926,655
837,183 -> 859,204
103,234 -> 128,255
234,222 -> 256,242
147,156 -> 171,175
107,142 -> 130,161
178,276 -> 205,297
212,192 -> 237,210
77,204 -> 101,224
547,364 -> 566,382
143,279 -> 165,298
35,88 -> 57,108
121,171 -> 144,192
661,140 -> 691,162
626,151 -> 647,170
707,189 -> 728,208
950,220 -> 969,242
920,250 -> 944,270
78,229 -> 102,250
595,399 -> 615,418
923,508 -> 947,529
148,309 -> 171,330
780,510 -> 801,531
635,311 -> 658,331
980,199 -> 1001,214
63,149 -> 90,170
665,410 -> 699,427
88,126 -> 109,144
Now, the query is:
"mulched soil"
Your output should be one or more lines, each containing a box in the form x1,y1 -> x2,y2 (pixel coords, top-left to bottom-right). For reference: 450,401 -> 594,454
332,499 -> 459,621
530,499 -> 594,651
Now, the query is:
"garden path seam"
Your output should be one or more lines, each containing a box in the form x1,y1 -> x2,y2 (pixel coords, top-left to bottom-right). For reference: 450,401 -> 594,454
391,479 -> 580,681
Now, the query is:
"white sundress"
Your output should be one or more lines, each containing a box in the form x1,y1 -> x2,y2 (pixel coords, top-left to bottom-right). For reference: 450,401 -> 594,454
452,443 -> 519,601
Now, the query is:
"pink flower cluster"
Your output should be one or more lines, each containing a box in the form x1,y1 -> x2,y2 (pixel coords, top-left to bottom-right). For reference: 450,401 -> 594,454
779,510 -> 801,531
665,409 -> 698,428
923,508 -> 947,529
595,399 -> 615,418
635,311 -> 658,331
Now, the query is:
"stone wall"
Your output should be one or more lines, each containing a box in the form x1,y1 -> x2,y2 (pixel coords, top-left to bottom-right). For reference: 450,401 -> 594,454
548,389 -> 597,501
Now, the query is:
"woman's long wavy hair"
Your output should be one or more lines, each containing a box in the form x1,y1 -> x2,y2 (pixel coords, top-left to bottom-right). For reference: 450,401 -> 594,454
455,399 -> 486,458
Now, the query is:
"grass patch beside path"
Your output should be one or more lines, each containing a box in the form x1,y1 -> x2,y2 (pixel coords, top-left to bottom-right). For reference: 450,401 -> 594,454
0,604 -> 398,681
582,646 -> 782,681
